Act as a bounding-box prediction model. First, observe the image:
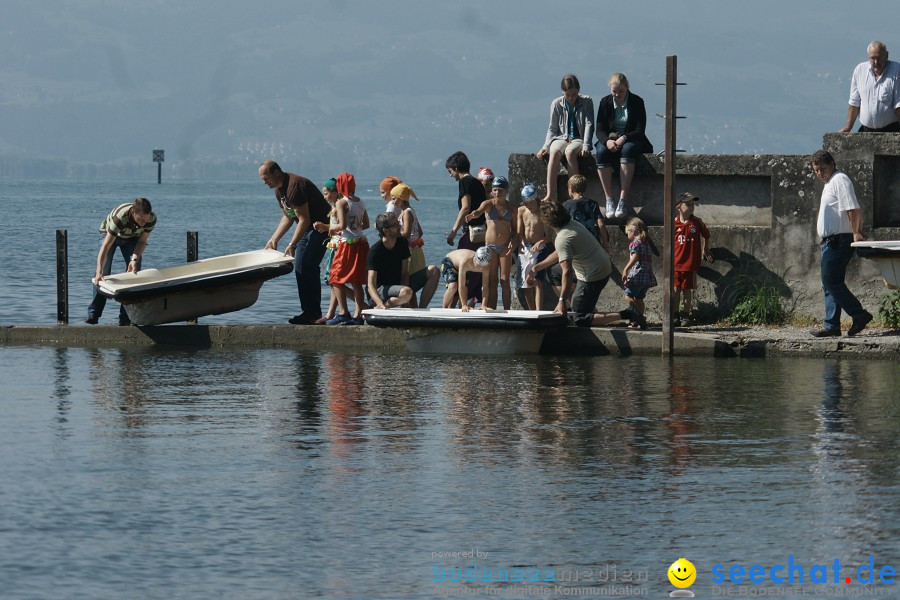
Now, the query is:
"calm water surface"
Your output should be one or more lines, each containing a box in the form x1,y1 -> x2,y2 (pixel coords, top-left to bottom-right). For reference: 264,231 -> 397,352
1,348 -> 898,599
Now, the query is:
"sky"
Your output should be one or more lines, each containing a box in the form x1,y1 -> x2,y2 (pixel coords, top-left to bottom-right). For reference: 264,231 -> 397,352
0,0 -> 896,180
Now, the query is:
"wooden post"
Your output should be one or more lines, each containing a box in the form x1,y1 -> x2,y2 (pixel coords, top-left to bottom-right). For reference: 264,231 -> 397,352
187,231 -> 199,263
187,231 -> 198,324
662,56 -> 678,356
56,229 -> 68,324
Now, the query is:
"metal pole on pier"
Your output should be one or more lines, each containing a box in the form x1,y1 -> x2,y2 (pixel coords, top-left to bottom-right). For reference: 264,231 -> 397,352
56,229 -> 68,324
153,149 -> 165,184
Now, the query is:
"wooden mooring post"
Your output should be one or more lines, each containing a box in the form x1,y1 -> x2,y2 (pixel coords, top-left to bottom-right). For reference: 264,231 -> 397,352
56,229 -> 68,324
658,55 -> 685,356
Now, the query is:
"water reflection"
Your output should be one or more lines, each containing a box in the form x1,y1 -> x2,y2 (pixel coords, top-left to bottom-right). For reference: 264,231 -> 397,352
5,347 -> 899,598
87,347 -> 152,430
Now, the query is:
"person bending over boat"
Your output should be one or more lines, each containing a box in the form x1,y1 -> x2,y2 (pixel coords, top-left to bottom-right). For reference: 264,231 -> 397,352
367,213 -> 439,311
259,160 -> 332,325
465,176 -> 517,310
526,201 -> 645,329
85,197 -> 156,325
440,248 -> 492,310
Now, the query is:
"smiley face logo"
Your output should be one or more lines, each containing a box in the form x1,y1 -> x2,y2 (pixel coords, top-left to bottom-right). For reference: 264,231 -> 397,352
668,558 -> 697,588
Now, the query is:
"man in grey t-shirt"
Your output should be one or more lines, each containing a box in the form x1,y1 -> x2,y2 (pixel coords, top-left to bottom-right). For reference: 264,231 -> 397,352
527,202 -> 645,329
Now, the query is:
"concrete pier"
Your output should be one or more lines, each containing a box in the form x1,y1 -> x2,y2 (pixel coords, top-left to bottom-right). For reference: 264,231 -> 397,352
2,324 -> 897,360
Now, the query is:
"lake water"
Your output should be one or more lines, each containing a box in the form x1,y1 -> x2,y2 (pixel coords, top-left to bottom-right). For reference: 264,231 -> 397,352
1,347 -> 898,599
0,177 -> 465,325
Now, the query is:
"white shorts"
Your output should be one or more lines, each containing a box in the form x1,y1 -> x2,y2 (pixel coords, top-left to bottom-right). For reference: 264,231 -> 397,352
518,244 -> 538,288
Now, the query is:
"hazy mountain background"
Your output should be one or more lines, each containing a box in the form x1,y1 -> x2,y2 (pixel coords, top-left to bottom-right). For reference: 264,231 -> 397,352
0,0 -> 893,180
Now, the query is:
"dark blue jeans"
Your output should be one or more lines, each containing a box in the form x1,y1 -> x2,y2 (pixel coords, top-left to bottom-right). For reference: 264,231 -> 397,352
595,139 -> 652,168
88,235 -> 139,322
294,228 -> 329,318
820,234 -> 864,331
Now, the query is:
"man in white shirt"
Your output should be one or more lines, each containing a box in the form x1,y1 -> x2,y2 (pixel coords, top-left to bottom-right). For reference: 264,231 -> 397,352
810,150 -> 872,338
840,40 -> 900,133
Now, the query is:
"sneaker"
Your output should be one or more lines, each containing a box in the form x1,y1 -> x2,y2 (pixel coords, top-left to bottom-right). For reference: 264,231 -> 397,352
84,315 -> 99,325
620,309 -> 647,330
847,311 -> 873,336
326,313 -> 351,325
605,198 -> 616,217
288,313 -> 318,325
811,328 -> 841,338
614,199 -> 627,219
341,316 -> 364,325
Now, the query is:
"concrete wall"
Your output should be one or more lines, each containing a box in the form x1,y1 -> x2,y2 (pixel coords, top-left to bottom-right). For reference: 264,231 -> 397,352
508,133 -> 900,322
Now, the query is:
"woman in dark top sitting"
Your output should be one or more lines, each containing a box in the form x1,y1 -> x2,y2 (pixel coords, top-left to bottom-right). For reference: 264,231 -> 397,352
595,72 -> 653,220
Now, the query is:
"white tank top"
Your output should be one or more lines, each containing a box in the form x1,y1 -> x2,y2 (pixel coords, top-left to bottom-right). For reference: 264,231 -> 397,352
339,196 -> 367,242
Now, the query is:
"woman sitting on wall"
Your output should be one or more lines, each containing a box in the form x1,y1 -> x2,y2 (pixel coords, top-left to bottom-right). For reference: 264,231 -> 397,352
536,74 -> 594,203
595,72 -> 653,220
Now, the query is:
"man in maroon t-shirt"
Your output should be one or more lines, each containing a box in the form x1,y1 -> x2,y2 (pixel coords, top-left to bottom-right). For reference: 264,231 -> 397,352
673,193 -> 713,326
259,160 -> 332,324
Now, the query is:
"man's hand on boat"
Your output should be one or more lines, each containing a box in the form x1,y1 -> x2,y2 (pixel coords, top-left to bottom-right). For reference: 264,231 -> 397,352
554,298 -> 568,317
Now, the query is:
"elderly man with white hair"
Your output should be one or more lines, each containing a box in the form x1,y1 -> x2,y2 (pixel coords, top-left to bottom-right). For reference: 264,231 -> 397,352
840,40 -> 900,133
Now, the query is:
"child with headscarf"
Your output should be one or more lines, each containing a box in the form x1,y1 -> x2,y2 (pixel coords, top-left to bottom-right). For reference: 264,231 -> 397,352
325,173 -> 370,325
312,178 -> 342,324
390,182 -> 427,306
380,176 -> 403,214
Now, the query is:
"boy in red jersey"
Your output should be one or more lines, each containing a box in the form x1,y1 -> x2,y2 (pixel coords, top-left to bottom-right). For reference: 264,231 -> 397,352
673,193 -> 713,326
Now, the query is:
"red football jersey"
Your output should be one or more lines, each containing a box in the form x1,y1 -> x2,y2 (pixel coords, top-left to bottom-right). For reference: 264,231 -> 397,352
674,215 -> 710,272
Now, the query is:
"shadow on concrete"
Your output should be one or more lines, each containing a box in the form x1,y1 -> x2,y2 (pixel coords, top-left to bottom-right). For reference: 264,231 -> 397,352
697,248 -> 794,319
136,324 -> 213,347
540,327 -> 611,355
608,329 -> 635,356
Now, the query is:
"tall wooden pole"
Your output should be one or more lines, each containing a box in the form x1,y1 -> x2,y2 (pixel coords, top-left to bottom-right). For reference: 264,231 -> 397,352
662,56 -> 677,356
56,230 -> 68,324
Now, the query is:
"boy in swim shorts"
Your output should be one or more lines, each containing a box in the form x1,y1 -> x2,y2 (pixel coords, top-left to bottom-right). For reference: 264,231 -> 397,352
441,247 -> 493,309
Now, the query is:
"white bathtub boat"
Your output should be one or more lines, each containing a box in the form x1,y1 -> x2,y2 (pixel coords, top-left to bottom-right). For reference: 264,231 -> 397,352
361,308 -> 568,354
98,249 -> 294,325
852,241 -> 900,289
